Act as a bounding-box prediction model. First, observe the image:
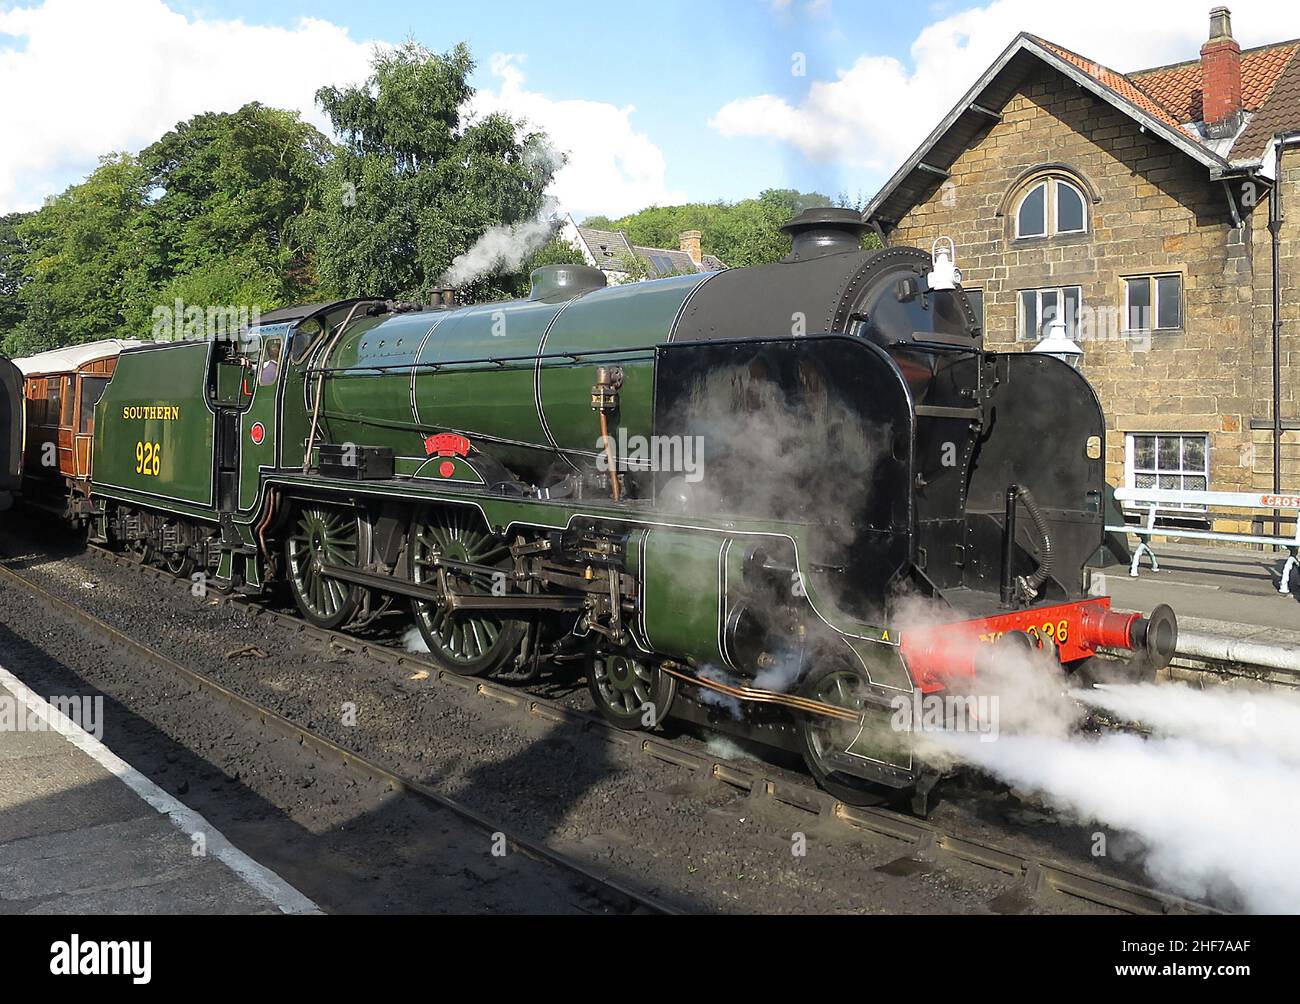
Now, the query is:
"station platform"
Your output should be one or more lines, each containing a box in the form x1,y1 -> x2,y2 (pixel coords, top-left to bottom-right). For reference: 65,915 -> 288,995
0,666 -> 318,915
1092,541 -> 1300,649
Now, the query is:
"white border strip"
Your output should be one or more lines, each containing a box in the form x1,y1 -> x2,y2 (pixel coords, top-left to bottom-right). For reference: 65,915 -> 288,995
0,663 -> 320,916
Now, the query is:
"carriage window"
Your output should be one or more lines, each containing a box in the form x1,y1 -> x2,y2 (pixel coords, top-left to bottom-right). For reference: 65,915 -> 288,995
61,377 -> 73,425
79,376 -> 110,434
46,380 -> 62,426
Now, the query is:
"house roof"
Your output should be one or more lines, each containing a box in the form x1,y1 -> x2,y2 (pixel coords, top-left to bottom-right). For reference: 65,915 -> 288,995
1129,39 -> 1299,133
866,31 -> 1300,227
576,226 -> 637,268
573,224 -> 725,277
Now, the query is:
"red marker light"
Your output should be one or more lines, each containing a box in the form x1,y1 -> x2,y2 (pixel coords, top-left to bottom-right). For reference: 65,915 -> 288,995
250,422 -> 265,445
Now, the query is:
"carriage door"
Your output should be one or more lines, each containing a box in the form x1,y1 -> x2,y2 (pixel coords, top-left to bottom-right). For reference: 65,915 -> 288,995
75,373 -> 111,478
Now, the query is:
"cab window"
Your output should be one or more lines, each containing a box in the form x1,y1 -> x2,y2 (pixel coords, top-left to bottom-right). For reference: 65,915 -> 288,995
259,337 -> 283,386
290,319 -> 325,364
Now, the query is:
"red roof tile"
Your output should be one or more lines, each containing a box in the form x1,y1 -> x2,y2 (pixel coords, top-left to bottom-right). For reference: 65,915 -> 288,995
1131,41 -> 1299,123
1036,38 -> 1185,130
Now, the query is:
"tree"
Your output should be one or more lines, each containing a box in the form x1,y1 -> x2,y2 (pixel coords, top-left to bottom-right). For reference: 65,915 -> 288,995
0,212 -> 30,349
302,41 -> 561,303
135,102 -> 332,321
586,189 -> 861,269
10,154 -> 152,352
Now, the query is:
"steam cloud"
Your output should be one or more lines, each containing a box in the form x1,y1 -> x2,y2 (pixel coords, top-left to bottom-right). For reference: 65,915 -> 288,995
442,138 -> 567,288
887,591 -> 1300,911
928,725 -> 1300,913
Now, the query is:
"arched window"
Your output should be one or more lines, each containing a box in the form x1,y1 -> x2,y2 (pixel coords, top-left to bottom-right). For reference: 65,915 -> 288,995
1014,176 -> 1088,239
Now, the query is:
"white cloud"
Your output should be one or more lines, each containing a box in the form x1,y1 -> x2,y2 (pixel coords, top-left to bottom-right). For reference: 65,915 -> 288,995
472,53 -> 686,220
0,0 -> 376,213
711,0 -> 1300,173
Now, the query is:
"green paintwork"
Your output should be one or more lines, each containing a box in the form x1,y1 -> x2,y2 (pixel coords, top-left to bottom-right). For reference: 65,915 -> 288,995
93,341 -> 216,510
87,278 -> 917,739
238,324 -> 291,511
638,528 -> 724,666
316,274 -> 708,480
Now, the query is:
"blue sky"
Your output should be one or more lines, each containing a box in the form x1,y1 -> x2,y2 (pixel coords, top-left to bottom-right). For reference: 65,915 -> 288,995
173,0 -> 922,206
4,1 -> 1300,218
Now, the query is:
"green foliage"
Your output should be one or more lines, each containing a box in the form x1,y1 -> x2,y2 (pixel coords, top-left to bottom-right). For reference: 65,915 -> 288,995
2,104 -> 329,355
301,40 -> 560,303
138,103 -> 331,302
590,189 -> 847,268
0,39 -> 880,358
0,212 -> 30,342
614,251 -> 652,282
8,154 -> 152,354
152,256 -> 284,329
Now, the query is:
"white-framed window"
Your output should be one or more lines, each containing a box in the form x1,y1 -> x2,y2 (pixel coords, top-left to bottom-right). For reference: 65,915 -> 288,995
1015,178 -> 1088,239
1018,285 -> 1082,341
1124,432 -> 1209,516
1124,274 -> 1183,331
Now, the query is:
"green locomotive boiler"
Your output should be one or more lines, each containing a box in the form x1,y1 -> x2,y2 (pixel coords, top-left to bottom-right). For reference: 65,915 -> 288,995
86,209 -> 1175,806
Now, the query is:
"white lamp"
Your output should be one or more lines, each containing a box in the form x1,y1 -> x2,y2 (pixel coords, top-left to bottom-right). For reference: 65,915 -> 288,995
1032,316 -> 1083,368
926,237 -> 962,291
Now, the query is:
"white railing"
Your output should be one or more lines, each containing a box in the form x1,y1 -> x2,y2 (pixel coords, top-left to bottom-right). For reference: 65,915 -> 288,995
1108,487 -> 1300,594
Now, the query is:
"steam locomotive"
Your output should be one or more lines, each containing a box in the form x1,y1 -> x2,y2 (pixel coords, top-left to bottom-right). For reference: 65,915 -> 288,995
13,208 -> 1176,808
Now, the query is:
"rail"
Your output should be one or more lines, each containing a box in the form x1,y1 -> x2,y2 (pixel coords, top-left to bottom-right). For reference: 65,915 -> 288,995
14,536 -> 1221,916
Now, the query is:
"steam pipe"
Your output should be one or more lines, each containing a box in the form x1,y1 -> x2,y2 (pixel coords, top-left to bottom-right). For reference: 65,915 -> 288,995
1000,485 -> 1019,605
1000,484 -> 1054,605
1018,486 -> 1054,594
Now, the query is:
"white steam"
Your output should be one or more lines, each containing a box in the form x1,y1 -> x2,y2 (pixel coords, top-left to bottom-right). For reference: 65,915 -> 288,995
443,196 -> 562,287
442,137 -> 568,288
402,626 -> 429,654
1076,682 -> 1300,765
926,727 -> 1300,913
894,591 -> 1300,911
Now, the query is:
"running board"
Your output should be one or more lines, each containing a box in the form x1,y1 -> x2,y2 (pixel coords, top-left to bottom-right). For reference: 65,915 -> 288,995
319,563 -> 587,611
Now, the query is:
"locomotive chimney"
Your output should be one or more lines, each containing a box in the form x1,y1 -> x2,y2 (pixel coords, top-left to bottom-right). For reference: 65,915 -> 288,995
428,284 -> 458,308
678,230 -> 702,265
1201,6 -> 1243,139
780,208 -> 871,262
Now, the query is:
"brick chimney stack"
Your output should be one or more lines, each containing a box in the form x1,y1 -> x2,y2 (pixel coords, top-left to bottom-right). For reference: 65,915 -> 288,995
679,230 -> 702,265
1201,6 -> 1243,139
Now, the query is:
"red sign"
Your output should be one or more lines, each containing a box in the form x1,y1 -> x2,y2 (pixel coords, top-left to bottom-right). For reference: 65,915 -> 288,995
250,422 -> 265,445
424,433 -> 470,458
438,460 -> 456,478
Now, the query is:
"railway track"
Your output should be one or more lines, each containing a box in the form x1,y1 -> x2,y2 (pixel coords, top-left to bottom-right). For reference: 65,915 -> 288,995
0,553 -> 682,916
5,538 -> 1223,915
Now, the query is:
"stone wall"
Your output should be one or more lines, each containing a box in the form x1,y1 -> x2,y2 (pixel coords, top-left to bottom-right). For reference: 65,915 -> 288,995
889,63 -> 1300,535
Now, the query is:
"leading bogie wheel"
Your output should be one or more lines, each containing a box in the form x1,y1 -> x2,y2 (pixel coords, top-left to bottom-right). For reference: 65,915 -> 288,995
285,504 -> 369,629
408,507 -> 526,676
